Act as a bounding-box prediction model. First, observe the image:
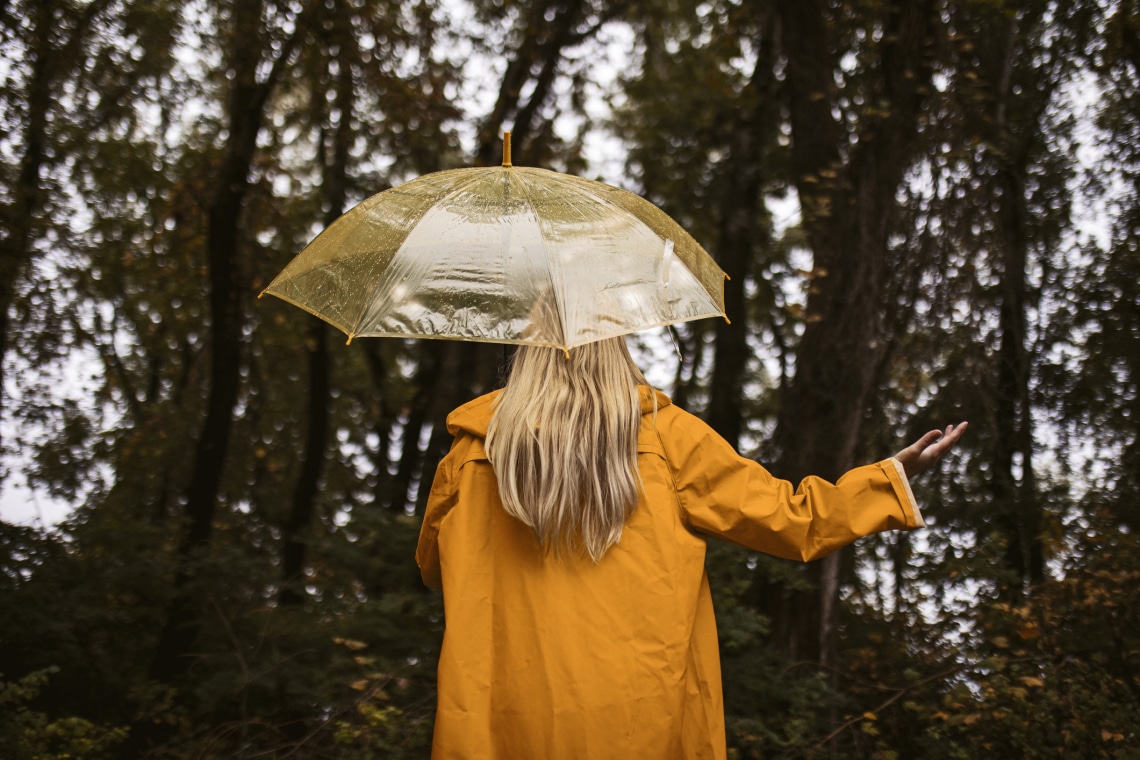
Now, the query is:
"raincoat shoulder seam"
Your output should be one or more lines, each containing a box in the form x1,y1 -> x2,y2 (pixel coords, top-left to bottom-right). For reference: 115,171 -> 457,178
649,405 -> 692,530
459,439 -> 489,465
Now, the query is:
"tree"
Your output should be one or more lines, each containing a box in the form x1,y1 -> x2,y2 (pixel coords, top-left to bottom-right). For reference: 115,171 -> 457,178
0,0 -> 118,438
2,0 -> 1138,757
145,0 -> 315,694
759,0 -> 938,666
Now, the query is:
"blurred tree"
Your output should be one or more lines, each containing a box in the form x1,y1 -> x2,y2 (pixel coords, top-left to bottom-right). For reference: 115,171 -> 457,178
1060,0 -> 1140,530
617,0 -> 788,434
759,0 -> 939,667
1,0 -> 1138,757
145,0 -> 316,699
0,0 -> 112,439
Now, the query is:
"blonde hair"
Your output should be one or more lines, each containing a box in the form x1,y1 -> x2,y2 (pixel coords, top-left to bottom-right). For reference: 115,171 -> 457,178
485,338 -> 650,561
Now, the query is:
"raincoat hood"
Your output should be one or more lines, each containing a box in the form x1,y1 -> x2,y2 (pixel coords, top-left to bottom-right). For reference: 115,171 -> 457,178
445,385 -> 673,439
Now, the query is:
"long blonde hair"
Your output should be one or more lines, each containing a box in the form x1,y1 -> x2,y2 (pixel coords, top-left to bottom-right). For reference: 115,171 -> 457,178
485,337 -> 649,561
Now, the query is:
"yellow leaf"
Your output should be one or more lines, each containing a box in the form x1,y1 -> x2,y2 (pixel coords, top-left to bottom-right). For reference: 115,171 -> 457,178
1018,676 -> 1045,688
333,637 -> 368,651
863,712 -> 878,721
349,680 -> 369,691
964,714 -> 981,726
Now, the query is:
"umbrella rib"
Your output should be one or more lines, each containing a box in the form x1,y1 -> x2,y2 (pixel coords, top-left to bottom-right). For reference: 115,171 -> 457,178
537,170 -> 726,319
515,171 -> 570,351
349,170 -> 495,337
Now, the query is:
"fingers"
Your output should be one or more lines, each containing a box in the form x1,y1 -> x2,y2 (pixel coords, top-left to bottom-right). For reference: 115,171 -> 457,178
896,422 -> 968,479
926,422 -> 968,458
921,428 -> 944,445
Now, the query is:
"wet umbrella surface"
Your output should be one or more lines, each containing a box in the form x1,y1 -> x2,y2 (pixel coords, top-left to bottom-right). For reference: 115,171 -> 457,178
262,134 -> 728,350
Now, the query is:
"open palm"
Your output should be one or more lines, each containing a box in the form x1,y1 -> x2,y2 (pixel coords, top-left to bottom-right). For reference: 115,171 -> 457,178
895,422 -> 968,479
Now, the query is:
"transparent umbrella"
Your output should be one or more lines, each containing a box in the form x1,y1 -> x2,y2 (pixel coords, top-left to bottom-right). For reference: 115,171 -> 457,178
261,134 -> 728,351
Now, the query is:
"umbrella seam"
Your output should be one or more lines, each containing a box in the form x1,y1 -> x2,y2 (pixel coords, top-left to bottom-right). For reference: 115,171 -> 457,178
350,170 -> 496,336
528,170 -> 725,330
515,170 -> 570,351
536,171 -> 716,305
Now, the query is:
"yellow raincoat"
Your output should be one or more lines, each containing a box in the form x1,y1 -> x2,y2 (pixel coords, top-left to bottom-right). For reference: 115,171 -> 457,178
416,387 -> 923,759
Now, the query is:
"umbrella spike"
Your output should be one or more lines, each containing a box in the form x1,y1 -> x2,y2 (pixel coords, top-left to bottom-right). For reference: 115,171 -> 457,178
346,333 -> 354,346
502,131 -> 512,167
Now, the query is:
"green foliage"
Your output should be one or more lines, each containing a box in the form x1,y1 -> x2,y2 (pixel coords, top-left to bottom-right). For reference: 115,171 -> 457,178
0,668 -> 128,759
2,0 -> 1140,758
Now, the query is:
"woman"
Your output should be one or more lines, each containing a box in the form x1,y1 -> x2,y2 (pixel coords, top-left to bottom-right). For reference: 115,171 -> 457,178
416,337 -> 965,760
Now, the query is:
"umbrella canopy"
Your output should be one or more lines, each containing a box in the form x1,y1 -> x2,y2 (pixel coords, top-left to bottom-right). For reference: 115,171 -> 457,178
261,136 -> 728,351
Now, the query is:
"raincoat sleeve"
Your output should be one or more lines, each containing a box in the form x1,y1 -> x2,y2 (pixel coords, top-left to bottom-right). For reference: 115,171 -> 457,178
657,409 -> 924,562
415,437 -> 464,590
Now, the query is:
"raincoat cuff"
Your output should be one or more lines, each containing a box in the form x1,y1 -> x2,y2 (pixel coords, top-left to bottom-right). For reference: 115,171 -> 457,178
888,457 -> 924,528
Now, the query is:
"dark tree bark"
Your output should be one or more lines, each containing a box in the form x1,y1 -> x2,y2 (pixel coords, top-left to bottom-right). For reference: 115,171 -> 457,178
473,0 -> 626,167
980,10 -> 1047,591
992,160 -> 1043,589
363,341 -> 396,507
0,0 -> 113,439
279,321 -> 330,606
759,0 -> 936,665
705,16 -> 779,449
392,341 -> 444,511
147,0 -> 309,687
279,5 -> 355,607
668,325 -> 700,413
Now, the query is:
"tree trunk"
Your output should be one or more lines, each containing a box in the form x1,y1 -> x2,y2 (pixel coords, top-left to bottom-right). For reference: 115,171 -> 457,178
0,0 -> 112,438
279,8 -> 354,606
705,19 -> 778,449
363,342 -> 396,507
473,0 -> 586,167
148,0 -> 307,686
983,11 -> 1045,592
392,342 -> 443,510
0,27 -> 48,440
992,162 -> 1042,589
760,0 -> 935,665
279,321 -> 330,606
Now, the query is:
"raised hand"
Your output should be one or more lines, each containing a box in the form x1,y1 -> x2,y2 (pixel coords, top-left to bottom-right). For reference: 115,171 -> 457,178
894,422 -> 968,479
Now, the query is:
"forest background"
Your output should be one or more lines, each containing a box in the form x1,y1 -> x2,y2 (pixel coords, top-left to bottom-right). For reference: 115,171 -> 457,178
2,0 -> 1139,757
